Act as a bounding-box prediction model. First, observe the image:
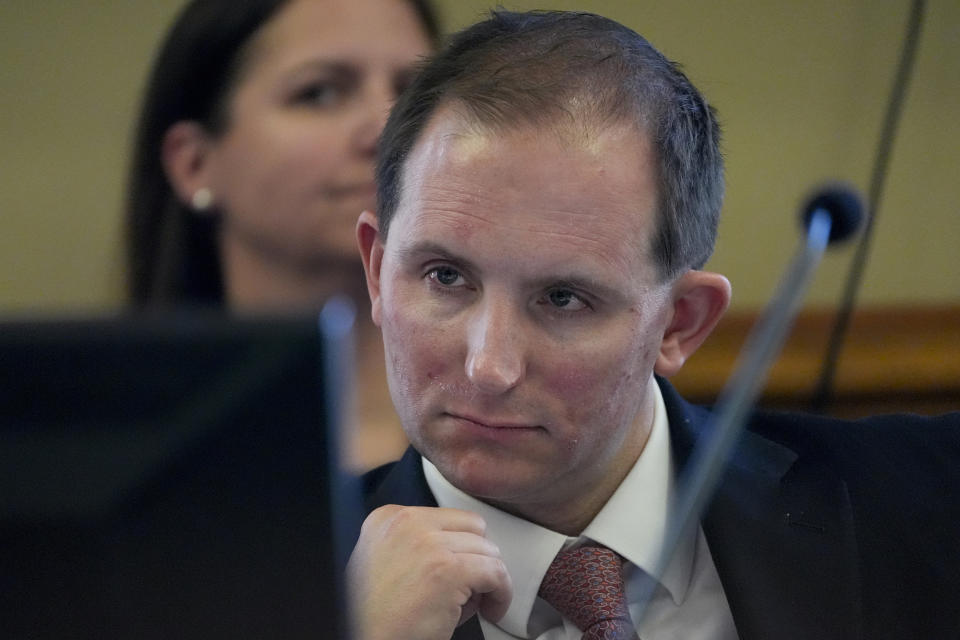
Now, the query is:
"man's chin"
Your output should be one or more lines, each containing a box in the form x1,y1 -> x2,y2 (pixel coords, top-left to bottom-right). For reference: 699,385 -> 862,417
433,451 -> 553,505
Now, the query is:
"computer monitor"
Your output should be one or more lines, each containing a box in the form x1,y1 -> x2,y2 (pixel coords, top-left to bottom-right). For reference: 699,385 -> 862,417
0,305 -> 360,639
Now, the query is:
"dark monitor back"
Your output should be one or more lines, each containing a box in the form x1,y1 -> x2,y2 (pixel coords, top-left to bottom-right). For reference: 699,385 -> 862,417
0,311 -> 358,639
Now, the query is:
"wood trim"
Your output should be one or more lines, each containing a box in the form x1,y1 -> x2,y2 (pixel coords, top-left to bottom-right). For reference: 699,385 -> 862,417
670,304 -> 960,416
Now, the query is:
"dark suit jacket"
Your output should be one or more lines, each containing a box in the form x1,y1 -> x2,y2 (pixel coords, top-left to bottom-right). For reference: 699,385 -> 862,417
359,379 -> 960,639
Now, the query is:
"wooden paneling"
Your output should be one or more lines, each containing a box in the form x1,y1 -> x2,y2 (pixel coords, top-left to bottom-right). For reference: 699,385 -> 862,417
671,305 -> 960,417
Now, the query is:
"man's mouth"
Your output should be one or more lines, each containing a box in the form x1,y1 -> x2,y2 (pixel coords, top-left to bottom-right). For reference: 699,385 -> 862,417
446,411 -> 540,431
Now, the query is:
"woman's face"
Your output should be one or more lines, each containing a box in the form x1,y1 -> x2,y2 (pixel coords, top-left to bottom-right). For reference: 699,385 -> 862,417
202,0 -> 432,270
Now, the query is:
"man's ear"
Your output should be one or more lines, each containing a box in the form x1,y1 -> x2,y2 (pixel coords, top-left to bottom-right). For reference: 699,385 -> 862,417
655,270 -> 731,378
161,121 -> 216,208
357,210 -> 385,326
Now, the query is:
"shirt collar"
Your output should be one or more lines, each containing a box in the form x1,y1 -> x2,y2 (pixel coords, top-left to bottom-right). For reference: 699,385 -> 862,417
423,380 -> 695,637
585,380 -> 695,606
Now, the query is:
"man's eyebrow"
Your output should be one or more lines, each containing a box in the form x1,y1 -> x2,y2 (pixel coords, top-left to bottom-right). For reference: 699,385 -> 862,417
395,242 -> 479,272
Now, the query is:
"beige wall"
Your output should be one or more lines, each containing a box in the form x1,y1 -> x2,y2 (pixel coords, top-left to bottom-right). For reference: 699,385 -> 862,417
1,1 -> 185,312
1,0 -> 957,313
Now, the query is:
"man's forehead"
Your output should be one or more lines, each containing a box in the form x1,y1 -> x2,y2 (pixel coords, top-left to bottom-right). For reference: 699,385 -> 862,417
388,106 -> 661,282
398,108 -> 496,192
397,106 -> 656,211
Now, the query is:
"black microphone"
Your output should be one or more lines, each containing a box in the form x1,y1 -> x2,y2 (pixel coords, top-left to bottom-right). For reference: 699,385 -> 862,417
801,185 -> 865,245
634,185 -> 863,620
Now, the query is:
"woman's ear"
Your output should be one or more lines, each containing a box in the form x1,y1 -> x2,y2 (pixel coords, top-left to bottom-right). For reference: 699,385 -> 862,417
356,210 -> 385,326
655,270 -> 731,378
161,121 -> 216,210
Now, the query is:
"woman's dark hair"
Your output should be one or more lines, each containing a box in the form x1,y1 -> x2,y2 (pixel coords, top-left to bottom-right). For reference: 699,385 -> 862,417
125,0 -> 439,307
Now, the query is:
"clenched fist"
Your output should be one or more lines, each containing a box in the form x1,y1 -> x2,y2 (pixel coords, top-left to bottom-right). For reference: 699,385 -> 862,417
348,505 -> 513,640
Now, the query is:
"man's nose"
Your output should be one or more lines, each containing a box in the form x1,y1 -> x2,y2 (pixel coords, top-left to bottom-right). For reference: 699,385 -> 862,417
465,301 -> 526,394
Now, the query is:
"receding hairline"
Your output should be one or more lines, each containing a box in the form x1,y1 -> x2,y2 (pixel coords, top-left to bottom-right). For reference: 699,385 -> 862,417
389,98 -> 658,209
388,101 -> 665,275
436,92 -> 655,148
375,9 -> 724,283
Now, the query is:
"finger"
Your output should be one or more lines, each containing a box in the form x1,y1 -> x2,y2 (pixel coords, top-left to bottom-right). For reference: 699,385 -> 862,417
431,530 -> 501,556
478,583 -> 513,623
458,592 -> 482,627
428,507 -> 489,535
367,505 -> 488,537
476,555 -> 513,623
456,552 -> 514,624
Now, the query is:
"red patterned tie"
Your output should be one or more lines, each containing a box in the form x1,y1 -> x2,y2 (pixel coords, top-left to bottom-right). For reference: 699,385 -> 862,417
538,543 -> 640,640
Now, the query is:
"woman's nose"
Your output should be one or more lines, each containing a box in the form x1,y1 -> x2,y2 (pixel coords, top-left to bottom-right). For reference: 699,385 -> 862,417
352,82 -> 394,157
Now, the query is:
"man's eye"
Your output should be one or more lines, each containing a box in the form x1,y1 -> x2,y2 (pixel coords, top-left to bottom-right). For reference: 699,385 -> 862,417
428,266 -> 465,287
544,289 -> 587,311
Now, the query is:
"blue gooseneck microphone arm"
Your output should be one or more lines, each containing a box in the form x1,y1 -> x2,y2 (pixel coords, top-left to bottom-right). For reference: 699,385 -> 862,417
634,185 -> 864,622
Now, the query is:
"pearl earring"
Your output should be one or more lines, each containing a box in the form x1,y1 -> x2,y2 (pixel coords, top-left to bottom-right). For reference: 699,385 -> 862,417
191,187 -> 214,211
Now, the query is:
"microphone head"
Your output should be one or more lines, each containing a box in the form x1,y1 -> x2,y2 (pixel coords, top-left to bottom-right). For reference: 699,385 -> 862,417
801,185 -> 865,244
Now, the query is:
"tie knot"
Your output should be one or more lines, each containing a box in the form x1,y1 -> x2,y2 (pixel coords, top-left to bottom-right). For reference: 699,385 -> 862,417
538,544 -> 638,640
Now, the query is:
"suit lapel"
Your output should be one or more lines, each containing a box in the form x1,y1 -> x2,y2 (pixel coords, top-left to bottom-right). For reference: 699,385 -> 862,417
659,379 -> 861,640
365,447 -> 437,510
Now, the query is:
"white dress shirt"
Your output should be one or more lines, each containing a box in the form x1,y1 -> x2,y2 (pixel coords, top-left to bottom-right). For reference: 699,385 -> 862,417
423,382 -> 738,640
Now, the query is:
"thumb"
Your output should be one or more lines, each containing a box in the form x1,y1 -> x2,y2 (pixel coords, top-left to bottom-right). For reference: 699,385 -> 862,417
477,576 -> 513,623
457,592 -> 482,628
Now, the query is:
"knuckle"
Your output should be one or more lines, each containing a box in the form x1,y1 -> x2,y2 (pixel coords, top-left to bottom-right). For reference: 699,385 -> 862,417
360,504 -> 397,534
422,548 -> 458,579
367,504 -> 400,523
384,505 -> 419,531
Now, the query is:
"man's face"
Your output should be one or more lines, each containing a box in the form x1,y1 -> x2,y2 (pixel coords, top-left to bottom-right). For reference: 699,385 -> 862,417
364,111 -> 676,525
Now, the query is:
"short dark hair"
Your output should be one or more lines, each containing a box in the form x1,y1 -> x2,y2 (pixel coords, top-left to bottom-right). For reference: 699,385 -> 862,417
124,0 -> 440,307
376,10 -> 723,281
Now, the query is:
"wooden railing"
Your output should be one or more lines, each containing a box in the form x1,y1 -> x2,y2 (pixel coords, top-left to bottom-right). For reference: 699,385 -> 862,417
670,304 -> 960,417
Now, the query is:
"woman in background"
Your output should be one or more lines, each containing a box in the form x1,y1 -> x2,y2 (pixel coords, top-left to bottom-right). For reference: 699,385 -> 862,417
124,0 -> 438,469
